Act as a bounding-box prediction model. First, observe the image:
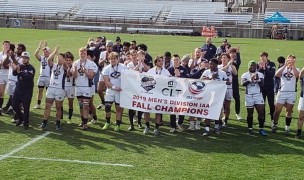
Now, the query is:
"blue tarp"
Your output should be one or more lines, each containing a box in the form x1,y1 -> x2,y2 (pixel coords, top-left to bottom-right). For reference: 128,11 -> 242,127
264,11 -> 290,23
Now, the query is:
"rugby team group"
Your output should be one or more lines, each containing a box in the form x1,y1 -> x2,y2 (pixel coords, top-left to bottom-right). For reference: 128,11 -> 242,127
0,36 -> 303,138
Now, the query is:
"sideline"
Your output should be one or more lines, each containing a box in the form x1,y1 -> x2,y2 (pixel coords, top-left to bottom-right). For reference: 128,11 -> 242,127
1,155 -> 134,167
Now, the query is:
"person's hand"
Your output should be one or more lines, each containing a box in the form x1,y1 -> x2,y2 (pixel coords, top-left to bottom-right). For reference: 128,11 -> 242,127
39,41 -> 44,48
81,64 -> 86,73
251,73 -> 256,81
228,60 -> 233,66
73,64 -> 78,72
54,46 -> 59,52
174,68 -> 180,77
236,45 -> 240,53
258,61 -> 265,70
255,73 -> 259,80
199,62 -> 206,69
116,87 -> 122,91
15,64 -> 20,72
212,72 -> 218,79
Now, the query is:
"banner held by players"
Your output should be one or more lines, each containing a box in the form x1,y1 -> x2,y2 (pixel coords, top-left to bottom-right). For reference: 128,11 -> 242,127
120,70 -> 227,119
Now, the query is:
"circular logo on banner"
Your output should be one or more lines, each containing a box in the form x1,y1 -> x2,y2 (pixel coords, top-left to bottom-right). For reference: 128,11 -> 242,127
141,76 -> 156,92
188,81 -> 206,95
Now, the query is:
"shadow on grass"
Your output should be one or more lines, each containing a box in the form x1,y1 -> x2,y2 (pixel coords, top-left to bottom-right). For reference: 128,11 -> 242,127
1,109 -> 303,159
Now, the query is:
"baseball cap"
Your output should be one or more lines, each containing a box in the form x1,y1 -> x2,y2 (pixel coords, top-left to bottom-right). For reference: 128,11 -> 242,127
89,41 -> 95,46
116,36 -> 121,42
43,46 -> 51,51
223,39 -> 228,43
106,40 -> 113,47
248,60 -> 256,68
21,51 -> 30,58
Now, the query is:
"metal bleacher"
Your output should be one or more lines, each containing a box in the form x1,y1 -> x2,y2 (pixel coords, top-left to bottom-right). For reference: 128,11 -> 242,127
1,0 -> 76,18
166,2 -> 252,26
74,1 -> 163,23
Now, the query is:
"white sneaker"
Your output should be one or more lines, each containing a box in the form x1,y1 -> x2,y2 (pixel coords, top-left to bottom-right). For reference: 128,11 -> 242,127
154,129 -> 160,136
169,128 -> 176,133
195,120 -> 201,130
133,115 -> 138,122
88,119 -> 97,124
97,103 -> 103,110
11,119 -> 18,123
236,114 -> 243,120
33,104 -> 41,109
143,127 -> 150,134
188,125 -> 195,131
177,124 -> 184,132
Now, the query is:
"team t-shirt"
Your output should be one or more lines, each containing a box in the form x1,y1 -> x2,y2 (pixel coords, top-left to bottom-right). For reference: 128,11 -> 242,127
49,63 -> 66,89
219,64 -> 233,88
102,63 -> 127,87
0,52 -> 9,76
147,67 -> 171,77
279,67 -> 300,92
241,71 -> 264,95
127,61 -> 144,71
73,59 -> 97,87
39,56 -> 51,77
202,69 -> 227,81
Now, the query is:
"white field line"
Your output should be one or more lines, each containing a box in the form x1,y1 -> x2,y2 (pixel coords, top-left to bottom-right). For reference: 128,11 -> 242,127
0,155 -> 134,167
0,132 -> 50,161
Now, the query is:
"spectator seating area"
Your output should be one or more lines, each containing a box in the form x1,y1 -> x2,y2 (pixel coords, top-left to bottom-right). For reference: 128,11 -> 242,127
1,0 -> 255,26
0,0 -> 76,18
74,1 -> 163,23
166,3 -> 252,25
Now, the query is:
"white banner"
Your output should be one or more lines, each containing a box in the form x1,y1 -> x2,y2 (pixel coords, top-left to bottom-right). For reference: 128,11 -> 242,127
120,70 -> 227,119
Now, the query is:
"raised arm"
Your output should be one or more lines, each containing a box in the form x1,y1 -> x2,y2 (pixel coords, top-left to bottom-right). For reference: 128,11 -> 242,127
35,41 -> 44,61
48,46 -> 59,67
300,67 -> 304,78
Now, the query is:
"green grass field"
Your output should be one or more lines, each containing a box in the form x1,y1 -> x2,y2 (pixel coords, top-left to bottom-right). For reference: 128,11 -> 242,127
0,28 -> 303,179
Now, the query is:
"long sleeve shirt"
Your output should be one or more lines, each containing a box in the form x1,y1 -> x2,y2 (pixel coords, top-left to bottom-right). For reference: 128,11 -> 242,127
13,64 -> 35,93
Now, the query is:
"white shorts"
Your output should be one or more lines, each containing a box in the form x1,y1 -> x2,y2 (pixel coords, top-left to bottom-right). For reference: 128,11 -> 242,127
99,73 -> 104,82
245,93 -> 264,108
91,84 -> 95,95
0,74 -> 8,85
37,76 -> 50,87
225,88 -> 233,101
75,87 -> 94,98
298,97 -> 304,111
6,80 -> 16,96
64,86 -> 75,99
46,87 -> 65,101
276,91 -> 296,105
105,89 -> 120,104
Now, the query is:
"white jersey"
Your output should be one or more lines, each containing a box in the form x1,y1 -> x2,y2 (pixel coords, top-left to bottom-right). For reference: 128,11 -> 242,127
64,66 -> 74,87
219,64 -> 233,88
127,61 -> 144,71
102,63 -> 127,87
279,67 -> 299,92
300,77 -> 304,98
147,67 -> 171,77
202,69 -> 227,81
73,59 -> 96,87
49,63 -> 66,89
8,56 -> 22,81
39,56 -> 51,77
0,52 -> 9,76
241,72 -> 264,95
